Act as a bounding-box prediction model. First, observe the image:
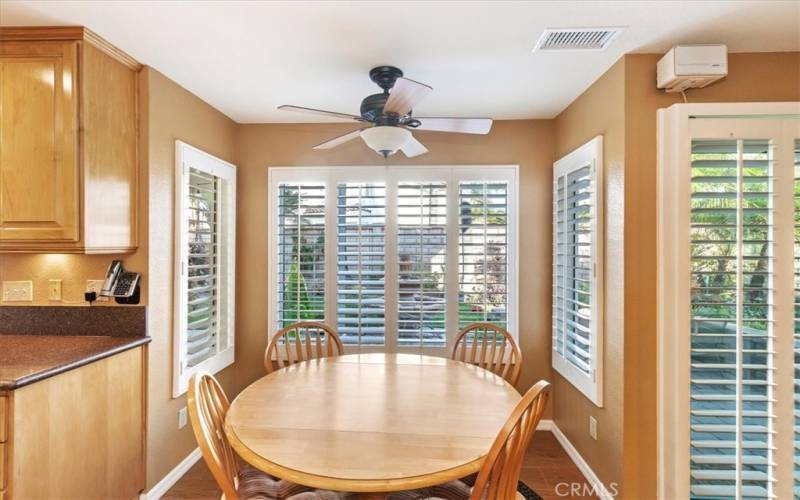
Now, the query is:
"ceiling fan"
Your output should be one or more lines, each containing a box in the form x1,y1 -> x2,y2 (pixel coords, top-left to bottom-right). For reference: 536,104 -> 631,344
278,66 -> 493,158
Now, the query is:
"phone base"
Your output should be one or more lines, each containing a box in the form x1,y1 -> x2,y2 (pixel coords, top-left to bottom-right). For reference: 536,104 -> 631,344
115,284 -> 140,305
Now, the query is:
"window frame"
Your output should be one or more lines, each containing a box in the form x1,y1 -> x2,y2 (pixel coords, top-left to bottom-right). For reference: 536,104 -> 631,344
657,103 -> 800,500
267,165 -> 518,354
551,136 -> 604,407
173,141 -> 237,397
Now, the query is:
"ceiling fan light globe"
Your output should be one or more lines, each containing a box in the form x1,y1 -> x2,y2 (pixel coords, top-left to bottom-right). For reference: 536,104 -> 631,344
360,126 -> 411,157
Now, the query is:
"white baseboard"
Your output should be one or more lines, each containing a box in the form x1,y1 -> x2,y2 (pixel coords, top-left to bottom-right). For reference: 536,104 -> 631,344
547,421 -> 616,500
139,448 -> 202,500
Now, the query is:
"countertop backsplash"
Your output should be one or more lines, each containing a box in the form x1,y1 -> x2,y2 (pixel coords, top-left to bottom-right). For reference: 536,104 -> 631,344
0,305 -> 147,337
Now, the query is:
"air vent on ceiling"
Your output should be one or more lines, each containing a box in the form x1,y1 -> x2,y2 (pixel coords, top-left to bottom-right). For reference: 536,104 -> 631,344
533,27 -> 624,52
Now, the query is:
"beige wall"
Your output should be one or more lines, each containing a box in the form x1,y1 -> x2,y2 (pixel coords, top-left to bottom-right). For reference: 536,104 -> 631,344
553,58 -> 626,495
141,67 -> 239,488
621,52 -> 800,499
233,121 -> 556,399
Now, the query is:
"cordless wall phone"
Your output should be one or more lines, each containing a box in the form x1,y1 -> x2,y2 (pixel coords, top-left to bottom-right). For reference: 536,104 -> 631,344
101,260 -> 141,298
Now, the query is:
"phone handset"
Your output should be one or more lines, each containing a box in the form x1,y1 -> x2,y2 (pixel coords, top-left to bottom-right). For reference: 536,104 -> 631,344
101,260 -> 123,296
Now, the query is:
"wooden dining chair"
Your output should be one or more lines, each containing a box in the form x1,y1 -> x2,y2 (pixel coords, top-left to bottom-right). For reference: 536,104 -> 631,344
389,380 -> 551,500
451,322 -> 522,386
264,321 -> 345,374
188,371 -> 349,500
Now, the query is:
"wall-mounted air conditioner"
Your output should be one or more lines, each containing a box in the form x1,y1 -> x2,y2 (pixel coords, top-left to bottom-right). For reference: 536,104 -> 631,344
657,45 -> 728,93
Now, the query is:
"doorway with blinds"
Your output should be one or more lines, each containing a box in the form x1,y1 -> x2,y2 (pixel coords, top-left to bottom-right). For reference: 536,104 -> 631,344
658,103 -> 800,499
267,165 -> 519,355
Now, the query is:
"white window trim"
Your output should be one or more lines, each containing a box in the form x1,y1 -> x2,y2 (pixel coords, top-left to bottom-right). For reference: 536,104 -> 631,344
657,102 -> 800,500
551,136 -> 604,407
173,141 -> 237,397
267,165 -> 518,354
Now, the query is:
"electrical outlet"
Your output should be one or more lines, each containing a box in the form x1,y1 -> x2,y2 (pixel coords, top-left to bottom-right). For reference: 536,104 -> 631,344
86,280 -> 110,302
589,416 -> 598,440
178,407 -> 188,429
2,281 -> 33,302
48,279 -> 62,301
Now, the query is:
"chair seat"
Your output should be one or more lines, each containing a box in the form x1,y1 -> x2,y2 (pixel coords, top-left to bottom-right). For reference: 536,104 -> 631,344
386,480 -> 524,500
237,465 -> 356,500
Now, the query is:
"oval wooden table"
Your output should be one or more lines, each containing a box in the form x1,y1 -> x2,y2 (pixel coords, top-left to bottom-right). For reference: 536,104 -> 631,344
225,353 -> 521,499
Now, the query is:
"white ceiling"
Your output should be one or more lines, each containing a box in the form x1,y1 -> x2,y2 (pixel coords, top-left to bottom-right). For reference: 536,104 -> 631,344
1,1 -> 798,123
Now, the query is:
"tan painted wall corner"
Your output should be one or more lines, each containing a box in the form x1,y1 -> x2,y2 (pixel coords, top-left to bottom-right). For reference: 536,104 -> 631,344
553,57 -> 626,496
141,66 -> 239,489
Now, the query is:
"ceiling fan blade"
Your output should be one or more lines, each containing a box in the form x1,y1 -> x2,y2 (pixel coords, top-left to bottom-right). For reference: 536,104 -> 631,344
400,135 -> 429,158
312,128 -> 366,150
413,117 -> 493,135
278,105 -> 363,121
383,77 -> 433,116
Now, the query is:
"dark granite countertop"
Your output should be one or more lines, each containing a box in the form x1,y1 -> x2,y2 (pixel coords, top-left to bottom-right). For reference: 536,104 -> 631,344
0,335 -> 150,390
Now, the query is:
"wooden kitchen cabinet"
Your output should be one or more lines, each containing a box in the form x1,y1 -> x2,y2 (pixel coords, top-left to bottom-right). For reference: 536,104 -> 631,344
0,346 -> 146,499
0,27 -> 140,253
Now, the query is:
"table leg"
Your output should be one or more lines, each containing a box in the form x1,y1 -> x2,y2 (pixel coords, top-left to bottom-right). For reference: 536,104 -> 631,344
359,494 -> 388,500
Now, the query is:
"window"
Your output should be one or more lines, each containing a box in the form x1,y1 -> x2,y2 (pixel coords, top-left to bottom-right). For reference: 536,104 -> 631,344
689,139 -> 773,498
277,183 -> 325,326
268,167 -> 517,352
337,182 -> 386,346
173,141 -> 236,397
551,136 -> 603,406
459,182 -> 510,328
398,182 -> 447,347
658,106 -> 799,500
795,139 -> 800,497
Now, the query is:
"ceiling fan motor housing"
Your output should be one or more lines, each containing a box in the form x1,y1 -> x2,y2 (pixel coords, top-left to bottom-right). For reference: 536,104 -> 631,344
360,93 -> 389,122
361,66 -> 405,122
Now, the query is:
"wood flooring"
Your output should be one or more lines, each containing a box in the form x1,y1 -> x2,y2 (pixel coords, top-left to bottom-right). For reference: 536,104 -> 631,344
163,431 -> 598,500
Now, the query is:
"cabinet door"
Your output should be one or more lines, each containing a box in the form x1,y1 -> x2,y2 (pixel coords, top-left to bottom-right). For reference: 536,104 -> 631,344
0,42 -> 79,241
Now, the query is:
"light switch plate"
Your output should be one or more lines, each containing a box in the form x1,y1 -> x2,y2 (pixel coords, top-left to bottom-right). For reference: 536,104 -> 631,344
178,407 -> 188,429
48,279 -> 62,301
2,281 -> 33,302
589,416 -> 598,440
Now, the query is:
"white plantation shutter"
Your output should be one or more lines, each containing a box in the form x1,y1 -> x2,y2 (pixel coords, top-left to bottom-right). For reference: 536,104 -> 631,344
458,181 -> 509,328
174,141 -> 236,397
658,108 -> 800,500
337,182 -> 386,346
269,166 -> 517,353
688,139 -> 773,498
794,139 -> 800,498
185,168 -> 219,367
551,137 -> 603,406
276,183 -> 326,328
397,182 -> 447,347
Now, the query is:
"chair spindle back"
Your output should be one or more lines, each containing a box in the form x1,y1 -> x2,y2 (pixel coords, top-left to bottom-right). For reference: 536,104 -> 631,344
187,371 -> 240,500
451,322 -> 522,386
471,380 -> 551,500
264,321 -> 344,374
